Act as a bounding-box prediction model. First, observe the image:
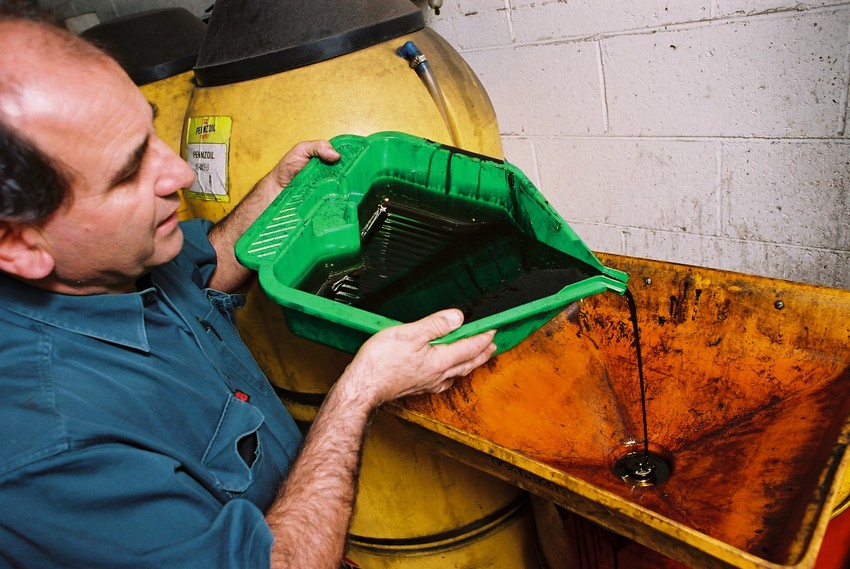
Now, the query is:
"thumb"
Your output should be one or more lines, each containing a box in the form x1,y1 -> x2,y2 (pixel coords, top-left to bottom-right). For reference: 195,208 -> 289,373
415,309 -> 465,341
313,140 -> 341,162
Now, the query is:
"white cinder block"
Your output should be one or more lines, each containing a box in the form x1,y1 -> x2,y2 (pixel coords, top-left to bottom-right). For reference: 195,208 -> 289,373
510,0 -> 710,43
625,228 -> 722,268
435,1 -> 850,288
832,251 -> 850,289
714,0 -> 847,18
422,1 -> 511,50
462,42 -> 605,136
455,0 -> 505,12
845,103 -> 850,139
441,13 -> 513,50
501,137 -> 540,187
424,19 -> 461,48
603,9 -> 850,137
624,229 -> 849,288
534,138 -> 720,234
562,221 -> 627,254
721,140 -> 850,250
760,244 -> 850,288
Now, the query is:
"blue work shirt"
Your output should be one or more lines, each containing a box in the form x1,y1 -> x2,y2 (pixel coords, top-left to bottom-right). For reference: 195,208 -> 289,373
0,219 -> 303,568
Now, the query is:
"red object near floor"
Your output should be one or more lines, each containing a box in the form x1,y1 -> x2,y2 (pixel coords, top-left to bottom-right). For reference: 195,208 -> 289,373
815,510 -> 850,569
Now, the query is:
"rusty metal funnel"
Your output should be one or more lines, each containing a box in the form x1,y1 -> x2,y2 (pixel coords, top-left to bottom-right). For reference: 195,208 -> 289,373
390,254 -> 850,569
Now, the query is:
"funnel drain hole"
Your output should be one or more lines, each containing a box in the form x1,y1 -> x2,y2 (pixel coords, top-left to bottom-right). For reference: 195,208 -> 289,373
612,451 -> 672,486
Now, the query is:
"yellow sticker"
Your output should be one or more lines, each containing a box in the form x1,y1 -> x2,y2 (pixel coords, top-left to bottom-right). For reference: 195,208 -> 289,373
185,116 -> 232,202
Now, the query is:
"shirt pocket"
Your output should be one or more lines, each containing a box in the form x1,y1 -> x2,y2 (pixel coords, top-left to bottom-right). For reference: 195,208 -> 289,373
202,395 -> 265,495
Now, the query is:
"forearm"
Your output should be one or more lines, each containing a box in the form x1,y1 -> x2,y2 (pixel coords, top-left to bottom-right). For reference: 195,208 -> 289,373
206,175 -> 279,292
265,373 -> 379,569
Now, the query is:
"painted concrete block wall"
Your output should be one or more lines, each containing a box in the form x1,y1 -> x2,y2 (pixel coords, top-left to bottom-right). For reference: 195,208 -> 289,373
419,1 -> 850,289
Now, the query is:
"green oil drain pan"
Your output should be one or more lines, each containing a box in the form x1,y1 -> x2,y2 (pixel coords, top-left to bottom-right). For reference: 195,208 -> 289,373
236,131 -> 629,354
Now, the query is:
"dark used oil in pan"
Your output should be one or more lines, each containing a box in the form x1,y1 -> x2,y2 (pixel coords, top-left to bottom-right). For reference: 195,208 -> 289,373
305,198 -> 601,324
611,288 -> 671,487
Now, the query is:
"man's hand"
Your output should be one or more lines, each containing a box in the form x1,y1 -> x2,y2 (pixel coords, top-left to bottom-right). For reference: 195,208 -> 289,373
262,140 -> 341,191
340,309 -> 497,406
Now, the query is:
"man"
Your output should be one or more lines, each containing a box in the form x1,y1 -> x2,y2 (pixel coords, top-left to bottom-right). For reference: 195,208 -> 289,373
0,6 -> 497,568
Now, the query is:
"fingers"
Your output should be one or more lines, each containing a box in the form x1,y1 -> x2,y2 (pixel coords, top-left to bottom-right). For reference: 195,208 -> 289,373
402,311 -> 496,377
423,328 -> 496,385
444,328 -> 497,361
421,335 -> 496,397
372,309 -> 465,351
426,377 -> 455,394
440,338 -> 497,380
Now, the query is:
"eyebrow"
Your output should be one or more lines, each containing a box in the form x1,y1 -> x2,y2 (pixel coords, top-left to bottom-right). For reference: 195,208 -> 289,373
109,135 -> 150,187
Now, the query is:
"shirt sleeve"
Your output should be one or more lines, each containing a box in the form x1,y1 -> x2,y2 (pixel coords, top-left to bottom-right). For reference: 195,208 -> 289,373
0,443 -> 274,569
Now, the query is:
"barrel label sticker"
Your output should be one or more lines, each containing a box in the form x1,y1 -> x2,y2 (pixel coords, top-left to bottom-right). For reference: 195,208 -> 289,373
186,116 -> 232,203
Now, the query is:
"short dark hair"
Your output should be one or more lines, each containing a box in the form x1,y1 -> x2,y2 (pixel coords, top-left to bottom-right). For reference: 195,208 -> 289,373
0,121 -> 68,222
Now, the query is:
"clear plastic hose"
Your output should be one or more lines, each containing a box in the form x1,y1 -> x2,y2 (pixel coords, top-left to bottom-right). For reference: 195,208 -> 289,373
396,40 -> 461,146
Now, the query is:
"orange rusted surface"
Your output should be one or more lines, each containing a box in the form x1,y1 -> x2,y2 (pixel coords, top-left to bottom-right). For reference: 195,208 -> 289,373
394,254 -> 850,567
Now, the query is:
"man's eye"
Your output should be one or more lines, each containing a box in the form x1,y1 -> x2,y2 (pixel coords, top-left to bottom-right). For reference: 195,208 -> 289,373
115,167 -> 141,186
111,137 -> 150,187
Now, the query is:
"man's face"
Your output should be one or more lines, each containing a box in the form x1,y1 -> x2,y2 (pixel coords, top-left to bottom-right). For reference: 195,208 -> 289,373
5,52 -> 197,294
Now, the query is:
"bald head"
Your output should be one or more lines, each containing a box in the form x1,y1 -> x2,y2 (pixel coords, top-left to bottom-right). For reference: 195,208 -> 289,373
0,10 -> 117,222
0,16 -> 118,126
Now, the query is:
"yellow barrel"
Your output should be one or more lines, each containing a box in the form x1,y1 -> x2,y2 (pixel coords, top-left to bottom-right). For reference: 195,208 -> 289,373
181,8 -> 537,566
345,413 -> 539,568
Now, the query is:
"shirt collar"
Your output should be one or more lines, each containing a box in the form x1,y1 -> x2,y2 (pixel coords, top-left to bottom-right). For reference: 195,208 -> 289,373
0,272 -> 152,352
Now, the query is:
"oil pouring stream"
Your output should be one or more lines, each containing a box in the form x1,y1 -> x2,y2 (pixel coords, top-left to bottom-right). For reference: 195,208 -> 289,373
611,288 -> 672,487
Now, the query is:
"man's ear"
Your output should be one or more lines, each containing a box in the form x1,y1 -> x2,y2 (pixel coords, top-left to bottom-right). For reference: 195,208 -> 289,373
0,221 -> 55,280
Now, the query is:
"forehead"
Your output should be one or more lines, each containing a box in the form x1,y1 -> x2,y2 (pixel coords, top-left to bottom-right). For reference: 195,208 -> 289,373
0,22 -> 151,193
0,19 -> 140,128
